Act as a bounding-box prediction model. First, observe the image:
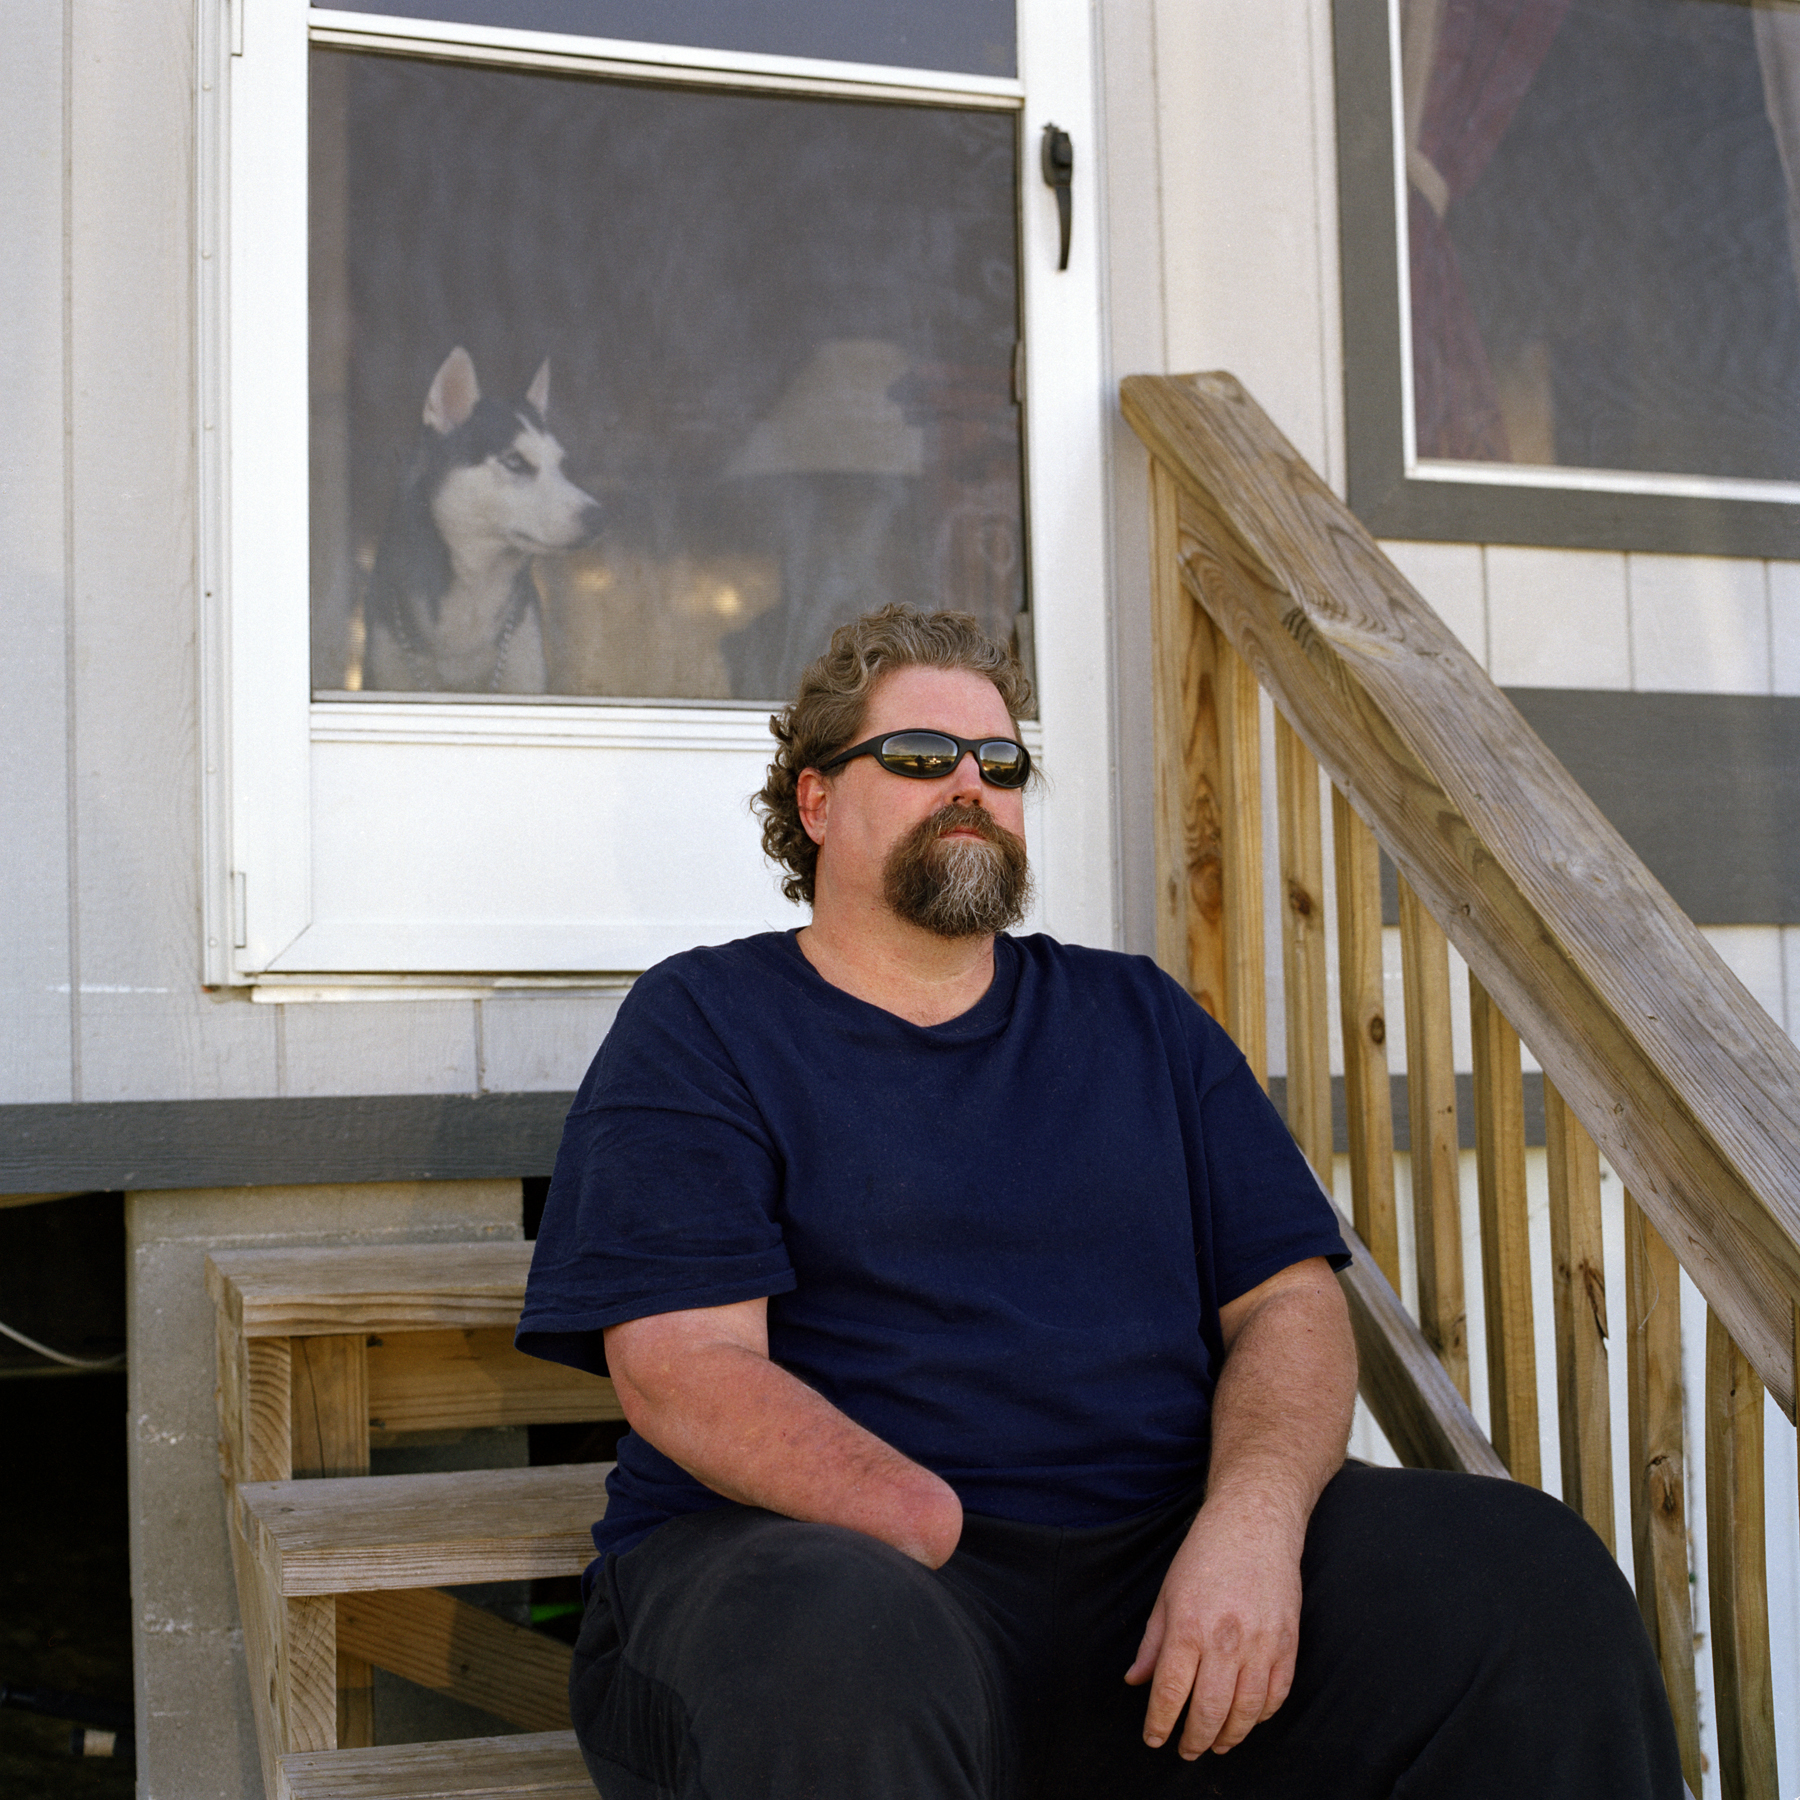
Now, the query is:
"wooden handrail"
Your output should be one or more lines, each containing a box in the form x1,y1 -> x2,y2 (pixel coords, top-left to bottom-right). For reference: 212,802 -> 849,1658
1122,372 -> 1800,1420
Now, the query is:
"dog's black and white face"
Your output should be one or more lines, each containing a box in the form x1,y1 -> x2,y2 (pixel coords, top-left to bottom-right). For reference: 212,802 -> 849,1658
421,348 -> 602,561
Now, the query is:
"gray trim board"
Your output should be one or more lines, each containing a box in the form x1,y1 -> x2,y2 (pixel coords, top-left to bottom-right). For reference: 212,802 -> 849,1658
1369,692 -> 1800,927
1332,0 -> 1800,559
0,1094 -> 576,1193
6,1078 -> 1534,1194
1268,1074 -> 1546,1155
1506,690 -> 1800,925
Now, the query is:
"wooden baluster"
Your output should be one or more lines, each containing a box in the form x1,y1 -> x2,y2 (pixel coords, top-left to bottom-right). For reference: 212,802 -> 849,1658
1148,460 -> 1263,1079
1332,791 -> 1397,1285
1705,1309 -> 1778,1800
1624,1197 -> 1702,1794
1396,875 -> 1468,1399
1469,977 -> 1540,1485
1149,463 -> 1227,1028
291,1334 -> 372,1748
1213,623 -> 1266,1083
1544,1080 -> 1613,1548
1276,716 -> 1332,1178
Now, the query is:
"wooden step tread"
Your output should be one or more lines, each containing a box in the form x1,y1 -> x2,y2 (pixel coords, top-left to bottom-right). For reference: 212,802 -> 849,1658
209,1242 -> 536,1337
239,1462 -> 607,1595
277,1730 -> 590,1800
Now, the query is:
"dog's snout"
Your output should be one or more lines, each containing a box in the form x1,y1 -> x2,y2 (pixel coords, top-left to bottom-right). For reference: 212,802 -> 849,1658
578,500 -> 604,541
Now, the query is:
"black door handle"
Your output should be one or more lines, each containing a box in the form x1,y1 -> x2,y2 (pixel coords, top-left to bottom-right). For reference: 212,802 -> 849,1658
1041,124 -> 1073,271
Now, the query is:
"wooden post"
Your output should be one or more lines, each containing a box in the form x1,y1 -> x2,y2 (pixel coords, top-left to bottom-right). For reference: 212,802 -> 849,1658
1623,1197 -> 1702,1792
1332,789 -> 1397,1286
1470,976 -> 1540,1486
1148,462 -> 1227,1026
1276,717 -> 1332,1177
1705,1310 -> 1777,1800
1396,875 -> 1468,1399
290,1334 -> 373,1749
1544,1080 -> 1613,1548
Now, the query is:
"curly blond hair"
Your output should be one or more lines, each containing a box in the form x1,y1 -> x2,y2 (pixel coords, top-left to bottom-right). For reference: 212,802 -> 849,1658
754,606 -> 1034,906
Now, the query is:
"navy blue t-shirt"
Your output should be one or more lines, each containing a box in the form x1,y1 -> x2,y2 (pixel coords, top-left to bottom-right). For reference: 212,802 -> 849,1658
518,931 -> 1348,1560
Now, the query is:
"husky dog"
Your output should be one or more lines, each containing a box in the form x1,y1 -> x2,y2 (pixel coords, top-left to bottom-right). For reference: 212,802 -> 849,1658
364,347 -> 602,693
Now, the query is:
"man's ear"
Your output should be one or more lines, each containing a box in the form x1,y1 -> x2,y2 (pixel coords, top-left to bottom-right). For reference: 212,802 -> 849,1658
796,767 -> 831,846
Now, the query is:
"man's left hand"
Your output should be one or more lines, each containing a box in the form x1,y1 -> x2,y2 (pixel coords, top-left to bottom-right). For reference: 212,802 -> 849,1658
1124,1494 -> 1303,1757
1123,1255 -> 1355,1759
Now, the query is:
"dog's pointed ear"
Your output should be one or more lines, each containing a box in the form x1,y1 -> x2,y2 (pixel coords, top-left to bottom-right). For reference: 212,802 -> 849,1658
424,347 -> 480,434
526,359 -> 551,417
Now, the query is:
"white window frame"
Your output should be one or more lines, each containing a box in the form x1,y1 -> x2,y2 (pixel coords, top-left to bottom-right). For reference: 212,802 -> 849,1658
200,0 -> 1115,989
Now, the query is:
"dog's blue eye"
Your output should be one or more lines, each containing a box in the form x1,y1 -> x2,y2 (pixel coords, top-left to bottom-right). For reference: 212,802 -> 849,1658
499,449 -> 534,475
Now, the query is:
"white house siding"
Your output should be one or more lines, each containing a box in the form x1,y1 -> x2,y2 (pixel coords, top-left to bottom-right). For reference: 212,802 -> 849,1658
1,4 -> 76,1105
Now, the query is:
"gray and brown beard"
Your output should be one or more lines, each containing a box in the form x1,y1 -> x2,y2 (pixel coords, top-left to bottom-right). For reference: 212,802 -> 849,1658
881,803 -> 1033,940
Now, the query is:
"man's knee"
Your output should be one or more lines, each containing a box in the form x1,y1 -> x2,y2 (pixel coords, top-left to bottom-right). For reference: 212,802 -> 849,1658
574,1510 -> 1002,1799
1304,1465 -> 1651,1670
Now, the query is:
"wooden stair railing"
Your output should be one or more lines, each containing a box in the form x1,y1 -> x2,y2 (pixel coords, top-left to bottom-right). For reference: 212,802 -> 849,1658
208,1243 -> 620,1800
1124,371 -> 1800,1800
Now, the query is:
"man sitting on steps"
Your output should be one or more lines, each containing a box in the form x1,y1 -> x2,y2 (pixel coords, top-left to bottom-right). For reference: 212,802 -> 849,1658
519,605 -> 1681,1800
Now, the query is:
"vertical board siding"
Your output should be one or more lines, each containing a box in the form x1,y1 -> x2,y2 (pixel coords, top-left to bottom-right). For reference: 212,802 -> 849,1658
1484,547 -> 1631,691
1153,0 -> 1341,483
68,0 -> 278,1099
0,2 -> 75,1103
280,1000 -> 480,1098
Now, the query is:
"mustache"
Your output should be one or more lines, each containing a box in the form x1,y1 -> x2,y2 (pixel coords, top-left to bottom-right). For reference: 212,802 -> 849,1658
923,803 -> 1014,847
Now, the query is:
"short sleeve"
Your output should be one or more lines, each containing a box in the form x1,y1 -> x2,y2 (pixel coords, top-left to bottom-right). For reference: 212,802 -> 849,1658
516,964 -> 797,1374
1186,1008 -> 1351,1307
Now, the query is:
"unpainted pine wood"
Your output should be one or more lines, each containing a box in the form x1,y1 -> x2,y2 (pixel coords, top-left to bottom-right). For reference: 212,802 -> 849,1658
1544,1080 -> 1614,1549
276,1730 -> 591,1800
1396,874 -> 1469,1399
336,1645 -> 373,1756
208,1242 -> 535,1338
247,1336 -> 295,1485
274,1592 -> 338,1760
1331,789 -> 1398,1286
1148,459 -> 1227,1023
291,1334 -> 370,1479
239,1463 -> 607,1596
1335,1208 -> 1506,1478
1118,373 -> 1800,1417
1275,716 -> 1332,1176
1623,1197 -> 1702,1792
366,1328 -> 622,1435
1705,1310 -> 1778,1800
231,1508 -> 287,1800
1469,977 -> 1540,1486
1212,619 -> 1267,1083
336,1588 -> 574,1734
287,1335 -> 372,1749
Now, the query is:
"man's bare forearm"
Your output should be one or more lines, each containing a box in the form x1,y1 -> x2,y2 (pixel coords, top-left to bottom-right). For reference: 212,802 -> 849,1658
1127,1259 -> 1358,1756
605,1305 -> 963,1567
1203,1264 -> 1357,1529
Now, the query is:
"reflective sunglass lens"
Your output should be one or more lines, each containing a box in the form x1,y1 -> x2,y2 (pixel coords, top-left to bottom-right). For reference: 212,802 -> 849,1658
878,732 -> 961,776
978,744 -> 1026,786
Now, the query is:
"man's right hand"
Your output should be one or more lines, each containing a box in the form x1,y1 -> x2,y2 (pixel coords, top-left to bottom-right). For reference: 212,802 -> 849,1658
604,1298 -> 964,1568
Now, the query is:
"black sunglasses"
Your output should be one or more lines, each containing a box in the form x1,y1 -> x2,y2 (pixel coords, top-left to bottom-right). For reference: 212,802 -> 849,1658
815,729 -> 1033,789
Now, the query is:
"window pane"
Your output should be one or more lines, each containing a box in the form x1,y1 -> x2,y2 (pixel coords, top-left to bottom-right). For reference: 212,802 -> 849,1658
310,52 -> 1027,701
315,0 -> 1016,79
1401,0 -> 1800,482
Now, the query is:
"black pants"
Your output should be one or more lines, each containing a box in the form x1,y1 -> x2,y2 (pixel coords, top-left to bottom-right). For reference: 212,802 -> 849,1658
569,1464 -> 1682,1800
